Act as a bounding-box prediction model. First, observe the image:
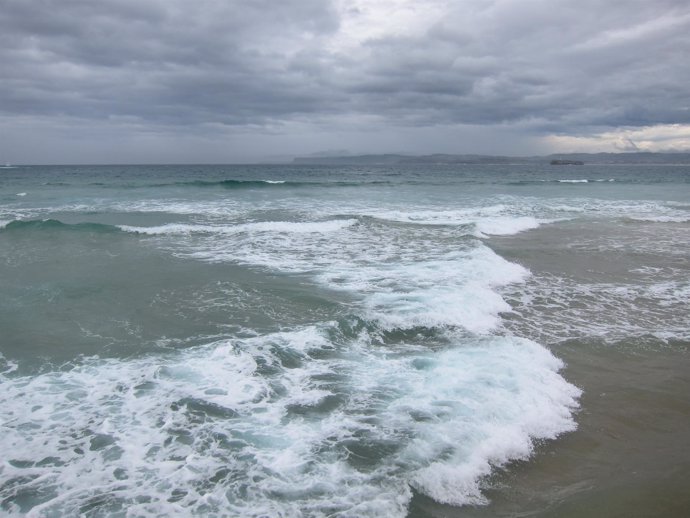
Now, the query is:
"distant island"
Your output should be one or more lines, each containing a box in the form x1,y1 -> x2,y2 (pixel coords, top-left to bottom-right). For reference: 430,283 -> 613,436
292,152 -> 690,166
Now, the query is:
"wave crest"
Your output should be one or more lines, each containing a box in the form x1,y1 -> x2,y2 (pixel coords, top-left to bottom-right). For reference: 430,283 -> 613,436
0,219 -> 121,233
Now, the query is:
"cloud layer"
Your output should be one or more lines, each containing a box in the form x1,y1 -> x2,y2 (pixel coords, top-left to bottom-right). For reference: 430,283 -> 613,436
1,0 -> 689,162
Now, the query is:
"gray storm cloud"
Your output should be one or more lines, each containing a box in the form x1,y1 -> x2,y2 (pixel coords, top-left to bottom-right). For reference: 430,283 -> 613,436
1,0 -> 689,162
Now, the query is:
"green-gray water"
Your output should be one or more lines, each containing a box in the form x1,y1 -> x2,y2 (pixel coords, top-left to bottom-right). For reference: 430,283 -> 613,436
1,163 -> 688,516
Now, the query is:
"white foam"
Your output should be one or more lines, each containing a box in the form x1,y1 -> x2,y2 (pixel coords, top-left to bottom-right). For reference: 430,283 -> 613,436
402,339 -> 580,505
1,185 -> 598,515
61,200 -> 244,218
141,211 -> 530,334
502,273 -> 690,342
319,246 -> 530,333
645,281 -> 690,305
119,219 -> 357,235
355,206 -> 546,237
15,192 -> 27,197
346,335 -> 580,507
628,215 -> 690,223
557,179 -> 588,183
364,205 -> 508,226
0,353 -> 18,374
0,328 -> 346,516
0,329 -> 579,516
474,216 -> 542,236
118,223 -> 217,235
506,196 -> 690,225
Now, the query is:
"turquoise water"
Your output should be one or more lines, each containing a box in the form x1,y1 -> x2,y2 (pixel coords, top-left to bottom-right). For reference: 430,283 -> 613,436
1,163 -> 688,516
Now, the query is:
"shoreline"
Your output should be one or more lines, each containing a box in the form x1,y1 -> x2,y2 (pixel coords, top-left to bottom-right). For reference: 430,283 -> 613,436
410,219 -> 690,517
408,339 -> 690,517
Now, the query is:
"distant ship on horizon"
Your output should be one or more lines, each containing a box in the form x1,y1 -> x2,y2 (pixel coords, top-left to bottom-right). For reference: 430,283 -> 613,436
550,159 -> 585,165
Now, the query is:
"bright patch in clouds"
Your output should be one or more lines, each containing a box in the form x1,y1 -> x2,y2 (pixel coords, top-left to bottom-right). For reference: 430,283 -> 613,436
547,124 -> 690,153
331,0 -> 449,48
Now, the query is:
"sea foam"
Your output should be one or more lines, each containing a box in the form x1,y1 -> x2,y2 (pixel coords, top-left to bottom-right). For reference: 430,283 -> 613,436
119,219 -> 357,235
144,214 -> 530,334
0,328 -> 579,516
359,206 -> 545,237
474,216 -> 541,236
319,245 -> 529,333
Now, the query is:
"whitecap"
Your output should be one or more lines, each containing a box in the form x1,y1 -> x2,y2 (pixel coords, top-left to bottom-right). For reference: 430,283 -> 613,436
319,245 -> 530,334
474,216 -> 542,236
119,219 -> 357,235
0,329 -> 579,516
627,215 -> 690,223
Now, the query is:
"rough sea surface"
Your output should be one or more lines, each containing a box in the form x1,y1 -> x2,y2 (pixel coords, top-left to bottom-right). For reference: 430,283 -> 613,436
0,163 -> 688,517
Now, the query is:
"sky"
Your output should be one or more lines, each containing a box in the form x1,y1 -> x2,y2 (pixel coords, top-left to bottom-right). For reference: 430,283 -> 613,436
1,0 -> 689,164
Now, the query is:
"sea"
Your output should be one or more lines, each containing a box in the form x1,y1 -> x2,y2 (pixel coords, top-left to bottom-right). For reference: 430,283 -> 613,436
0,163 -> 688,517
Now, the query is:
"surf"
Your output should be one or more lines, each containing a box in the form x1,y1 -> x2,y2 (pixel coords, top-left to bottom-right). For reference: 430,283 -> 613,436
0,219 -> 122,234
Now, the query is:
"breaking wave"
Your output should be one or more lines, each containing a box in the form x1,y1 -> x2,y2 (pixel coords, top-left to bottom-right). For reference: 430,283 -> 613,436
0,219 -> 121,233
0,326 -> 579,517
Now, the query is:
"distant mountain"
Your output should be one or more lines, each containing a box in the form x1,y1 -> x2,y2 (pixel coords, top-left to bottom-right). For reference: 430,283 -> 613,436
400,154 -> 527,164
293,152 -> 690,165
292,153 -> 530,165
292,154 -> 414,165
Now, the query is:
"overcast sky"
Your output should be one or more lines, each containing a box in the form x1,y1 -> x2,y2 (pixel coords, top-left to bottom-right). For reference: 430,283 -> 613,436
1,0 -> 689,163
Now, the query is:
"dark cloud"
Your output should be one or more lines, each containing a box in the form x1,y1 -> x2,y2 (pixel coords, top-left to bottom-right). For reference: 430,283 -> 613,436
1,0 -> 689,161
0,0 -> 340,125
339,0 -> 690,130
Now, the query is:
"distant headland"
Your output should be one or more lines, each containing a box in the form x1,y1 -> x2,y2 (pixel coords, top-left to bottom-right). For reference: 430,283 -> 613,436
292,152 -> 690,166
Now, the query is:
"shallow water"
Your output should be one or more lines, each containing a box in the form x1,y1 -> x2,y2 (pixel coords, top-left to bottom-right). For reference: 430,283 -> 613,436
412,219 -> 690,517
411,340 -> 690,517
0,163 -> 688,516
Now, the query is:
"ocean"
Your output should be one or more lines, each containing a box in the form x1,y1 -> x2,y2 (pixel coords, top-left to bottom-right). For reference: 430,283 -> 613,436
0,163 -> 688,517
